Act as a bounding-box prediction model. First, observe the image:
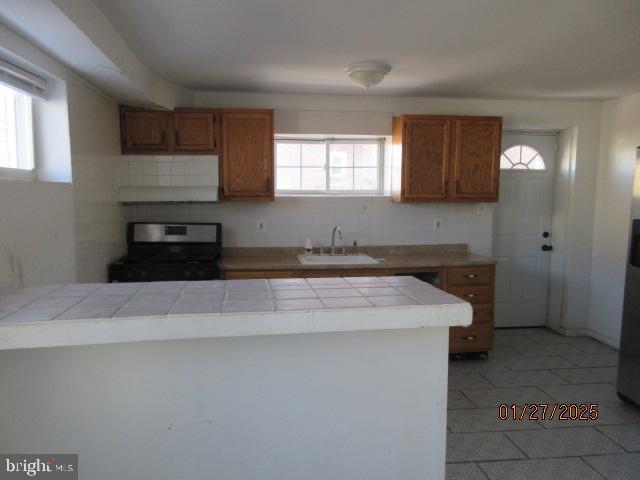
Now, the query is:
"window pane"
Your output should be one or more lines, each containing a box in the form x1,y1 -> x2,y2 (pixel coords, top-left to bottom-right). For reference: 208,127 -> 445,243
354,143 -> 378,167
301,143 -> 325,167
0,85 -> 32,171
354,168 -> 378,190
330,167 -> 353,190
520,145 -> 538,165
500,145 -> 546,171
528,156 -> 545,170
301,167 -> 326,190
329,144 -> 353,167
276,143 -> 300,167
500,154 -> 514,169
276,139 -> 382,194
277,167 -> 300,190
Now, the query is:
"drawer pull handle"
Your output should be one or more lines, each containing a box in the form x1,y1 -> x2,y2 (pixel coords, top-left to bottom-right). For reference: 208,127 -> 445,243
466,293 -> 477,298
463,336 -> 476,341
465,274 -> 478,279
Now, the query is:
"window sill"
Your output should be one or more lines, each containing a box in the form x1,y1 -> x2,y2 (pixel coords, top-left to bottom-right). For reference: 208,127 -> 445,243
0,167 -> 36,181
276,193 -> 390,199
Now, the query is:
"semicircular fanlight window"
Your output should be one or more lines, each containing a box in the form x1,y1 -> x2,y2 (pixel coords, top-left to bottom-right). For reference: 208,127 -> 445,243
500,145 -> 546,171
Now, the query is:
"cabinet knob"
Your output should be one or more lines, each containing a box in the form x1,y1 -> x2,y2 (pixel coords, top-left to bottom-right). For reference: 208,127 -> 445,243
465,274 -> 477,279
466,293 -> 477,298
464,336 -> 476,341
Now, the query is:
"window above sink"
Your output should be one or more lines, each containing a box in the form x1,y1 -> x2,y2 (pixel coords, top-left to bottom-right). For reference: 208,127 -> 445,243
275,137 -> 385,196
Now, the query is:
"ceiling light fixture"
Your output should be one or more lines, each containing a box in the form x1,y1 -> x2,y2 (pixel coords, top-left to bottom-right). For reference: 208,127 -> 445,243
345,61 -> 391,90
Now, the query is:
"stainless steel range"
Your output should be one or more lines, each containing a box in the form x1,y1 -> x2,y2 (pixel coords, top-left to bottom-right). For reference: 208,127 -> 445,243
108,222 -> 222,282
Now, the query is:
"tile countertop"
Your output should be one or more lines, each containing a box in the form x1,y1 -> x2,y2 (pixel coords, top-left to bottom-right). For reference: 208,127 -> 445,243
218,244 -> 496,271
0,276 -> 471,351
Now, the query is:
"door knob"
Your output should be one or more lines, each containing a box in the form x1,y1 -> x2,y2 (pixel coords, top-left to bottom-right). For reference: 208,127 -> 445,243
542,245 -> 554,251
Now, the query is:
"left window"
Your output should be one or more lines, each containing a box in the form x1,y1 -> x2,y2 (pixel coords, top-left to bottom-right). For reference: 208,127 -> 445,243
0,84 -> 34,173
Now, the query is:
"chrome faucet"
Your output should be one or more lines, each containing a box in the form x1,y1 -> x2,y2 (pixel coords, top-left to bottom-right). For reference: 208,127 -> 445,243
330,226 -> 343,255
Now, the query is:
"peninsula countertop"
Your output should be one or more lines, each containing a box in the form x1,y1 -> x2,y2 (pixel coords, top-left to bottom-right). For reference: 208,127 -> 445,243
0,276 -> 471,351
218,244 -> 496,271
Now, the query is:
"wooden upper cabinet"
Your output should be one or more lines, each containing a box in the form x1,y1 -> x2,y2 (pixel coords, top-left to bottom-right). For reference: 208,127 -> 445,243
393,114 -> 501,202
120,108 -> 170,153
394,116 -> 451,200
174,110 -> 218,153
221,110 -> 274,200
450,117 -> 501,200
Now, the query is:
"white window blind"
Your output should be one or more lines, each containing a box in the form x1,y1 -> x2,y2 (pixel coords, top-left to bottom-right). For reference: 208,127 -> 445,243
276,138 -> 384,195
0,58 -> 47,99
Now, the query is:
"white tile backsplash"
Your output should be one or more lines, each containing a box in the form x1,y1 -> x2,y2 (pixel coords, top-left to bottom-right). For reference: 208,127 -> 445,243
123,155 -> 218,188
124,196 -> 494,255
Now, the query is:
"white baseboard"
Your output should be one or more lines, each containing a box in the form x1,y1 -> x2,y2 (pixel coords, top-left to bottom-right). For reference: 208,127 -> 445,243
557,327 -> 620,349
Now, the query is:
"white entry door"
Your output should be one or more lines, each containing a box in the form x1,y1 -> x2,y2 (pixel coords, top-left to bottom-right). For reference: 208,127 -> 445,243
493,133 -> 556,327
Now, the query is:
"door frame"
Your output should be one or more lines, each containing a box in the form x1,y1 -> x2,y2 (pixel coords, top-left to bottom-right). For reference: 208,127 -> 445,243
496,127 -> 568,329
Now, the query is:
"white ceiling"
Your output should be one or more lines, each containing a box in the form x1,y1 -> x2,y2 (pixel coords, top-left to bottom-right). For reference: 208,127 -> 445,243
22,0 -> 640,100
90,0 -> 640,99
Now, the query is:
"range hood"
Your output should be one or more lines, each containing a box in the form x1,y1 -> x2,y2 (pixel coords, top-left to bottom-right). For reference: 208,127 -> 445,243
118,186 -> 219,205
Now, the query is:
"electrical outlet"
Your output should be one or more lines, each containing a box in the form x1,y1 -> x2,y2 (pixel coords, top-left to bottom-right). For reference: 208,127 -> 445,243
433,219 -> 442,231
256,220 -> 266,233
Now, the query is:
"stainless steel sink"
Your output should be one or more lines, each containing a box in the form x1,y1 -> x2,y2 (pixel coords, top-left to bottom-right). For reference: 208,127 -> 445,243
297,254 -> 381,265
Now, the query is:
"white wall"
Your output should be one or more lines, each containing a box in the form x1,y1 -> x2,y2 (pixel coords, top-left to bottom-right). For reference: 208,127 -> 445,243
0,181 -> 76,292
0,328 -> 450,480
588,92 -> 640,346
67,76 -> 126,282
0,23 -> 125,289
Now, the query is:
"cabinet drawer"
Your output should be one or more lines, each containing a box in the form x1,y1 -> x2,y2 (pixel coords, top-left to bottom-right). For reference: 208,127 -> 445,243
472,303 -> 493,325
296,269 -> 390,278
447,285 -> 494,304
223,270 -> 295,280
450,324 -> 493,352
447,266 -> 494,286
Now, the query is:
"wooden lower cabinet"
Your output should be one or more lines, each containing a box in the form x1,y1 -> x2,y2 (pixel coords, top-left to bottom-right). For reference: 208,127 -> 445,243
221,264 -> 495,354
449,324 -> 494,353
445,265 -> 495,354
223,270 -> 295,280
222,269 -> 390,279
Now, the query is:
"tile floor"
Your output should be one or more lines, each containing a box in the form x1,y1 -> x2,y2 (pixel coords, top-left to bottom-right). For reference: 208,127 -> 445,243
446,327 -> 640,480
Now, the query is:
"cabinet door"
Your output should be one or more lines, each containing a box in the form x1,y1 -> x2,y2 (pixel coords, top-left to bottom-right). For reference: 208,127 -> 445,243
450,118 -> 501,200
174,112 -> 216,152
221,111 -> 274,199
121,110 -> 169,152
403,117 -> 451,199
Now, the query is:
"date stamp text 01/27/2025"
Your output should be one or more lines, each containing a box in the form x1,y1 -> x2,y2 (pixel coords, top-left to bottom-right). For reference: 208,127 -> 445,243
498,403 -> 599,421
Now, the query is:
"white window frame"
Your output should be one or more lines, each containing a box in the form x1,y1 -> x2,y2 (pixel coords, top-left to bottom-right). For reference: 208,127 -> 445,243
0,84 -> 35,180
275,137 -> 385,196
500,144 -> 546,172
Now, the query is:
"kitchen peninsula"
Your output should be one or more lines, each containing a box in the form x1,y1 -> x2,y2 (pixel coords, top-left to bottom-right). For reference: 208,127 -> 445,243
220,243 -> 496,354
0,276 -> 470,480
